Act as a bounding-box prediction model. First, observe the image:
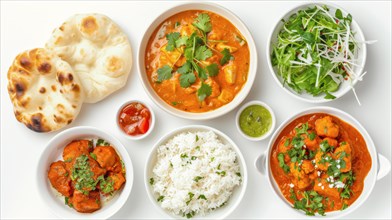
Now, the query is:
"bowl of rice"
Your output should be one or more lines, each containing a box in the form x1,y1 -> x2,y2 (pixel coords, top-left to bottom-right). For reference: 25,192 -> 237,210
145,125 -> 247,219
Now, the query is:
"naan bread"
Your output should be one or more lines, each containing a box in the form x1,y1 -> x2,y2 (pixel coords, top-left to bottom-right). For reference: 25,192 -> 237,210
46,13 -> 132,103
7,48 -> 84,132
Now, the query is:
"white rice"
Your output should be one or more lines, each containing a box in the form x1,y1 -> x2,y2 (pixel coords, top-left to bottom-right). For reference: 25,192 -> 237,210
151,131 -> 242,217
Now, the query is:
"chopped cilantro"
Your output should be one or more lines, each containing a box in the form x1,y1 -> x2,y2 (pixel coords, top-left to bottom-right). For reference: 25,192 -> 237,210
206,63 -> 219,76
284,138 -> 290,147
216,170 -> 226,176
96,138 -> 110,146
90,152 -> 97,160
278,153 -> 290,173
157,195 -> 164,202
156,65 -> 173,83
179,72 -> 196,88
309,132 -> 316,141
197,82 -> 212,101
65,197 -> 73,208
220,48 -> 234,65
165,32 -> 180,51
192,13 -> 212,33
198,194 -> 207,200
186,192 -> 194,205
193,176 -> 203,182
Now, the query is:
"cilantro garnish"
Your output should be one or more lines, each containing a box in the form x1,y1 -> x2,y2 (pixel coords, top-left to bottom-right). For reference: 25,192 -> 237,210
154,13 -> 229,103
157,195 -> 164,202
194,45 -> 212,61
70,155 -> 98,194
291,189 -> 326,216
192,13 -> 212,33
165,32 -> 180,51
198,194 -> 207,200
320,140 -> 333,153
90,152 -> 97,160
278,153 -> 290,173
197,83 -> 212,101
206,63 -> 219,76
193,176 -> 203,182
220,48 -> 234,65
65,197 -> 73,208
97,175 -> 114,195
186,192 -> 194,205
179,72 -> 196,88
96,138 -> 110,146
157,65 -> 173,83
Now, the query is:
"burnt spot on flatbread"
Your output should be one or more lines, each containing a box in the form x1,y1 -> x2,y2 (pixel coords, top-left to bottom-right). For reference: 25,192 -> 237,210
38,62 -> 52,73
72,104 -> 77,109
51,85 -> 57,92
26,113 -> 49,132
39,87 -> 46,93
81,16 -> 98,34
38,106 -> 43,110
68,73 -> 74,81
59,24 -> 65,31
53,114 -> 65,123
72,84 -> 80,93
67,119 -> 73,124
58,73 -> 65,84
14,110 -> 21,119
15,82 -> 26,98
58,72 -> 74,85
19,57 -> 32,70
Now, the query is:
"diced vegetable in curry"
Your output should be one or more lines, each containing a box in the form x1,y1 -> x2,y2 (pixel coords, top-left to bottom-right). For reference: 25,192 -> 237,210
145,10 -> 250,112
270,114 -> 371,216
47,139 -> 126,213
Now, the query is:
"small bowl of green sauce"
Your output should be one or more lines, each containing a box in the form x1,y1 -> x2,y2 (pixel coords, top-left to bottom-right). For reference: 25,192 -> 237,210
236,101 -> 275,141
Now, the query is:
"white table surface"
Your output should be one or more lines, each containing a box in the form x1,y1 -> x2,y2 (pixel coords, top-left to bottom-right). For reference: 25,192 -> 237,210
1,1 -> 391,219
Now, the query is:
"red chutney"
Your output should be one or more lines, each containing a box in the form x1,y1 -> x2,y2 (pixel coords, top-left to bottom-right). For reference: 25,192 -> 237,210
270,113 -> 371,215
118,102 -> 151,136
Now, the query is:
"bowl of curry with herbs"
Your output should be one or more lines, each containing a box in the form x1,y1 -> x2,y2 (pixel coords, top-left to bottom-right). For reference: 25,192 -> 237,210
37,126 -> 134,219
138,2 -> 257,120
255,106 -> 390,218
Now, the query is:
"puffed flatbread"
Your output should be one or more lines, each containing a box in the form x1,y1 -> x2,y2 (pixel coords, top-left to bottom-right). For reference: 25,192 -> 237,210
46,13 -> 132,103
7,48 -> 84,132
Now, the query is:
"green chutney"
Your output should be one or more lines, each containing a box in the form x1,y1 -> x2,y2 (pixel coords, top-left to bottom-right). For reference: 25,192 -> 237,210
239,105 -> 272,137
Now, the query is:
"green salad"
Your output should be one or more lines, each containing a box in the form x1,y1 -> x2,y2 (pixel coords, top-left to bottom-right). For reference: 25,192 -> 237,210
271,5 -> 362,100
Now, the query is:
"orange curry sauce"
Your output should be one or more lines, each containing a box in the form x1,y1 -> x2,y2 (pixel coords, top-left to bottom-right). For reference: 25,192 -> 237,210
145,10 -> 250,112
270,113 -> 371,213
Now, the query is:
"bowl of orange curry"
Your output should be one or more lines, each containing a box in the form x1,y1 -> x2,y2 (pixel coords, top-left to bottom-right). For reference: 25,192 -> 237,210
37,126 -> 133,219
138,2 -> 257,120
255,106 -> 390,218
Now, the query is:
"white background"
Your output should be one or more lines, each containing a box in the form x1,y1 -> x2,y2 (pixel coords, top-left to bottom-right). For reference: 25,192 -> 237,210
1,1 -> 391,219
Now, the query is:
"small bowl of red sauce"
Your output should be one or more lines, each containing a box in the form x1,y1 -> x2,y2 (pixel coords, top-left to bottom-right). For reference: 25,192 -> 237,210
116,100 -> 155,140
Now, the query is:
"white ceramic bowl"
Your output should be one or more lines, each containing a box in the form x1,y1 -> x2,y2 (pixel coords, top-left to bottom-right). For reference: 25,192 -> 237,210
116,100 -> 156,140
235,100 -> 276,141
145,125 -> 248,219
37,126 -> 134,219
138,2 -> 257,120
266,2 -> 367,103
254,106 -> 391,218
